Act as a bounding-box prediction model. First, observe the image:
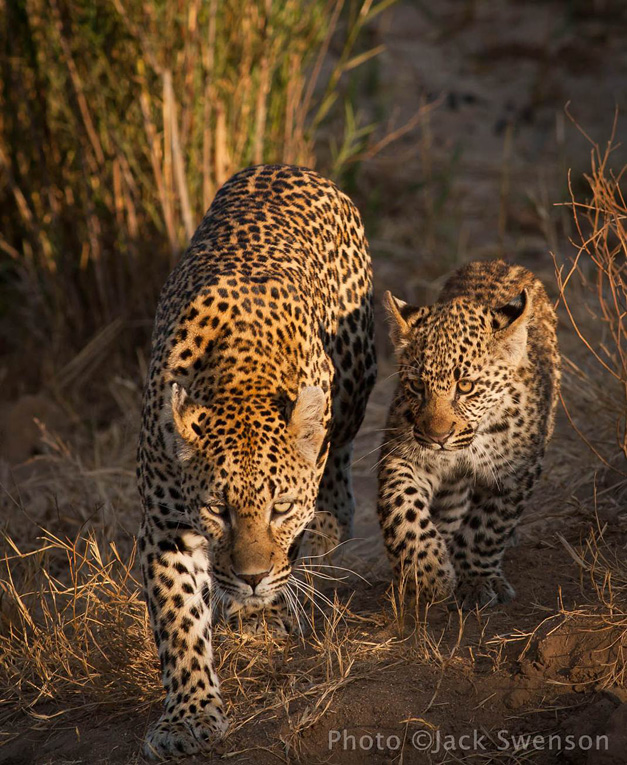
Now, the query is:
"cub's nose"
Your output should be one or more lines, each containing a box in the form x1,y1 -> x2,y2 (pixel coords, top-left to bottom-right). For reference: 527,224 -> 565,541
235,568 -> 272,592
419,421 -> 455,446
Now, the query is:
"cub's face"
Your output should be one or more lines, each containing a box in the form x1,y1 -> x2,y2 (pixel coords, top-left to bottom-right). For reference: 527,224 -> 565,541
383,290 -> 531,451
170,385 -> 328,607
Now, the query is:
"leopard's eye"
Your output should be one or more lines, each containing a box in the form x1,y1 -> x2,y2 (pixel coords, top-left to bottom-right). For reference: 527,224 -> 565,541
457,379 -> 475,395
273,501 -> 294,516
406,377 -> 424,397
207,503 -> 228,518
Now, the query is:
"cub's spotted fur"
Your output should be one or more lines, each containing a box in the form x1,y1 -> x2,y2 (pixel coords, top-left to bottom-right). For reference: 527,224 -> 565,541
378,260 -> 559,608
138,165 -> 376,758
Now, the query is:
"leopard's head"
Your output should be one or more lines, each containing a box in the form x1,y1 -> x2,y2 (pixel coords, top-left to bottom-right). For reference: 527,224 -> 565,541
169,384 -> 328,607
383,289 -> 531,451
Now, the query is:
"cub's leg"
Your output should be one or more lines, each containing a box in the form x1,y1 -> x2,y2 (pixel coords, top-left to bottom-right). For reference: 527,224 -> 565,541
377,455 -> 455,598
449,467 -> 537,609
430,475 -> 472,545
141,519 -> 227,759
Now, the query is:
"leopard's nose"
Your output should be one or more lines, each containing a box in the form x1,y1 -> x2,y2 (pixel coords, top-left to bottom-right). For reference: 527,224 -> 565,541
234,568 -> 272,592
420,421 -> 455,445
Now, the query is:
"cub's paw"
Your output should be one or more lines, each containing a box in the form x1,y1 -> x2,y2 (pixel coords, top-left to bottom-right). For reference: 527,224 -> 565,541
453,575 -> 516,611
397,558 -> 457,602
492,575 -> 516,604
432,559 -> 457,601
144,707 -> 228,760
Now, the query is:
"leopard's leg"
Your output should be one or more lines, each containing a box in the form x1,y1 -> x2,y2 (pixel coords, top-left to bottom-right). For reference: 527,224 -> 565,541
430,475 -> 472,545
377,454 -> 455,599
140,517 -> 228,759
308,264 -> 376,560
301,441 -> 355,558
449,466 -> 537,609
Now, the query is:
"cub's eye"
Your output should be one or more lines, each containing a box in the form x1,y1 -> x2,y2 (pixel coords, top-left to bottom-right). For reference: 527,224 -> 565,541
207,503 -> 228,518
406,377 -> 424,396
457,379 -> 475,395
273,501 -> 294,516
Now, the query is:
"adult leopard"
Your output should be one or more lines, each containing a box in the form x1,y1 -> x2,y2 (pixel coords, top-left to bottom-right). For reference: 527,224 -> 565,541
137,164 -> 376,758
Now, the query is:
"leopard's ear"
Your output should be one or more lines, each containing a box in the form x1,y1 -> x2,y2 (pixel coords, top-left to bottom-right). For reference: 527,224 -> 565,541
289,386 -> 326,464
171,383 -> 203,448
491,289 -> 532,365
171,382 -> 188,416
274,388 -> 296,424
382,291 -> 428,347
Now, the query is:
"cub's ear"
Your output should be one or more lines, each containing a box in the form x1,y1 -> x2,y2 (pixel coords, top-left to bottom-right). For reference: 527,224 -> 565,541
492,289 -> 529,330
171,383 -> 203,445
382,290 -> 428,347
491,289 -> 532,365
289,386 -> 326,463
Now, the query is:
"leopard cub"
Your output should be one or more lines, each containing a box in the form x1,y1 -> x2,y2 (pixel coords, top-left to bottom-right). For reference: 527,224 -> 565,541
378,260 -> 560,609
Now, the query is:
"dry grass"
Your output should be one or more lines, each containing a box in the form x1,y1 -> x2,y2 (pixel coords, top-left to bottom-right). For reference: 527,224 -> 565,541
0,530 -> 410,757
486,516 -> 627,695
0,387 -> 141,554
221,599 -> 396,757
555,518 -> 627,688
539,123 -> 627,694
387,572 -> 470,672
0,534 -> 157,722
554,111 -> 627,470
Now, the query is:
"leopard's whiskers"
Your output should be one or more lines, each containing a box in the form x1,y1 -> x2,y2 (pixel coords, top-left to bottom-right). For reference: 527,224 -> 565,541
353,432 -> 406,469
298,536 -> 358,560
298,561 -> 370,585
291,575 -> 339,612
370,436 -> 408,473
283,584 -> 310,635
295,566 -> 348,583
289,575 -> 340,630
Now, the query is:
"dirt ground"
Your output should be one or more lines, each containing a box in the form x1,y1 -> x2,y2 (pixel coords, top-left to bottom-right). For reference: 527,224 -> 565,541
2,1 -> 627,763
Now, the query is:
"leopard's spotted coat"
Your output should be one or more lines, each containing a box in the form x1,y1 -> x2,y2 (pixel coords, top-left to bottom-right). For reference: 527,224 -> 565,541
379,260 -> 559,609
138,165 -> 376,758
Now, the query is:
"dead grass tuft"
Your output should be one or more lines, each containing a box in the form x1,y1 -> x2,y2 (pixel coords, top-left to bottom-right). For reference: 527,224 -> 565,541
0,533 -> 158,722
554,110 -> 627,470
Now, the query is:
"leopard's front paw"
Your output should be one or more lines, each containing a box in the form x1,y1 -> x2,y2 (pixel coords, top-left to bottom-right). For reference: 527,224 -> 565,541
239,611 -> 293,638
144,706 -> 228,760
227,602 -> 294,638
453,574 -> 515,611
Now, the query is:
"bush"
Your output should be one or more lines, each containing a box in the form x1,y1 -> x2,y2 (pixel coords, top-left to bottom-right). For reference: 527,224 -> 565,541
0,0 -> 391,371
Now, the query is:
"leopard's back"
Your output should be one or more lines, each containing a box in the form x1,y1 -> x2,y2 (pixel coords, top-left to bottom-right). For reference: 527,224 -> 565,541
138,165 -> 376,498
